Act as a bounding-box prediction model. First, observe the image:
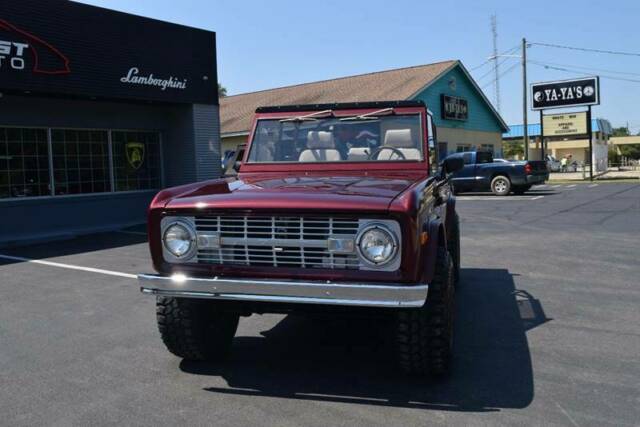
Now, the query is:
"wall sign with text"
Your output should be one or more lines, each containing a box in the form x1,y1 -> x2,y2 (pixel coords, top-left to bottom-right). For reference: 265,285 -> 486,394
531,77 -> 599,110
542,112 -> 588,137
441,95 -> 468,121
0,0 -> 217,104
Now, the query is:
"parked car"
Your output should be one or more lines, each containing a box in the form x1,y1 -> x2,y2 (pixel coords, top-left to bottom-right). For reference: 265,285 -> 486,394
139,100 -> 463,377
493,158 -> 508,163
546,155 -> 561,172
445,150 -> 548,196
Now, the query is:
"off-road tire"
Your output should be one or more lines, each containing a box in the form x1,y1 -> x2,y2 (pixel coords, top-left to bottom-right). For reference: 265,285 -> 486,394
447,213 -> 461,285
491,175 -> 511,196
156,297 -> 239,361
512,185 -> 531,195
395,248 -> 455,377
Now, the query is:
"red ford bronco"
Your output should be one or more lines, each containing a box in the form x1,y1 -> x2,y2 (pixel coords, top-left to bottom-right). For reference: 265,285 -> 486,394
139,100 -> 464,376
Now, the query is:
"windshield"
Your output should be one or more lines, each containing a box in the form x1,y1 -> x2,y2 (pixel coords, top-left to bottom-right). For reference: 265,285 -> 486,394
247,114 -> 423,163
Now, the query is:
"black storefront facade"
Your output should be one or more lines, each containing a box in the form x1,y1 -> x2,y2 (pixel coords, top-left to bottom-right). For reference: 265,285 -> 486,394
0,1 -> 220,246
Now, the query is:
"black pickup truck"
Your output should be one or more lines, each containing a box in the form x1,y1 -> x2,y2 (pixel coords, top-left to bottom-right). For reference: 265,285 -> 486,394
445,151 -> 548,196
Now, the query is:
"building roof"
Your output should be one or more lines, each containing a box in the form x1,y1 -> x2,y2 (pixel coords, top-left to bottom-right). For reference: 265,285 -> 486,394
220,60 -> 458,136
504,118 -> 612,139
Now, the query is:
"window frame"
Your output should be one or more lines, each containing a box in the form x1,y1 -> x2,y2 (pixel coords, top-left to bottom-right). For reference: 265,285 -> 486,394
0,125 -> 164,202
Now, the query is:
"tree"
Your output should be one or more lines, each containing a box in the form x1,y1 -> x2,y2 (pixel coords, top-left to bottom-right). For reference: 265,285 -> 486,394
218,83 -> 227,98
611,126 -> 630,137
619,144 -> 640,160
503,140 -> 524,159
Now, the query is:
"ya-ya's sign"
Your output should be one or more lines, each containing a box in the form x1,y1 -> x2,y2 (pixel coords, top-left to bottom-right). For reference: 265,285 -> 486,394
531,77 -> 599,110
441,95 -> 468,121
542,112 -> 588,137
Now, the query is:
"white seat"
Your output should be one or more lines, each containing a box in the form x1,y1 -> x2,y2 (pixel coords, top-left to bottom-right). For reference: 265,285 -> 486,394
299,131 -> 341,162
377,129 -> 421,160
347,147 -> 370,161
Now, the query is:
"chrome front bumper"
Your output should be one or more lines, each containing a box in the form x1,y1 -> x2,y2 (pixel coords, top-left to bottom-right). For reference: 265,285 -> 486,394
139,273 -> 428,308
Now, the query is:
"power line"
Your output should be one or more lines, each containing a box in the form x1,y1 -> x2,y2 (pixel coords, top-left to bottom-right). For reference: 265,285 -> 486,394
481,62 -> 519,89
531,42 -> 640,57
530,62 -> 640,84
476,55 -> 514,81
528,59 -> 640,77
468,44 -> 519,71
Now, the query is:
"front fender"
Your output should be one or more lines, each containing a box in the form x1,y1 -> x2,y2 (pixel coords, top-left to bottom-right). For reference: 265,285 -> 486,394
420,219 -> 446,285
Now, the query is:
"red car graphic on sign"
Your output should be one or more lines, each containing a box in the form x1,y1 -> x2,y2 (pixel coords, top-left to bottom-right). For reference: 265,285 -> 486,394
0,19 -> 70,74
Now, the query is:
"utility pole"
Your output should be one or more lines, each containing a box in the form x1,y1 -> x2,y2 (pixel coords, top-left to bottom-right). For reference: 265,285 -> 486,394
522,37 -> 529,160
491,14 -> 500,112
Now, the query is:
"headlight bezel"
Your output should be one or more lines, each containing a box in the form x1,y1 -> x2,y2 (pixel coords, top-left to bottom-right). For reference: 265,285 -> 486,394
356,222 -> 400,268
161,217 -> 197,262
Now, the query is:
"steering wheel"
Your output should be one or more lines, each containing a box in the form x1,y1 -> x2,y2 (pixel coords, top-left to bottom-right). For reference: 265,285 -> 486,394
368,146 -> 406,160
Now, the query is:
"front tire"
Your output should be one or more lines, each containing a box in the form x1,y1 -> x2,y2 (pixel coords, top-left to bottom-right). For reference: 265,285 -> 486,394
156,297 -> 239,361
395,248 -> 455,377
491,175 -> 511,196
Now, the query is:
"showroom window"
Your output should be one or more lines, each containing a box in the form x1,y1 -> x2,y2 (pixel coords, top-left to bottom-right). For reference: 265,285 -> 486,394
51,129 -> 110,195
112,131 -> 162,191
0,127 -> 162,200
0,128 -> 50,199
456,144 -> 472,153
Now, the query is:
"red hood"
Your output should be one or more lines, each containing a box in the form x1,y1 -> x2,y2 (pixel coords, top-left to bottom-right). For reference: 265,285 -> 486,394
163,173 -> 421,212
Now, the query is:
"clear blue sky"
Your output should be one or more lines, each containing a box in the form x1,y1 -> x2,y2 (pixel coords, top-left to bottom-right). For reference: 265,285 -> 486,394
78,0 -> 640,131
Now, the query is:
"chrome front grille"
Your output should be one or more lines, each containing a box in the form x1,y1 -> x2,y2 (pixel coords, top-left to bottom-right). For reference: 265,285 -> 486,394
195,216 -> 361,269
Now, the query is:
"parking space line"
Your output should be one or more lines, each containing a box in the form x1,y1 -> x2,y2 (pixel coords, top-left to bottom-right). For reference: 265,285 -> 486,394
588,183 -> 599,188
551,184 -> 562,188
567,184 -> 577,188
0,253 -> 136,279
457,196 -> 536,201
531,196 -> 545,200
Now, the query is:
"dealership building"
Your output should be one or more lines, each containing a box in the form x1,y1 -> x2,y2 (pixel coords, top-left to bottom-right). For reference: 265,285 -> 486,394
0,1 -> 220,246
220,60 -> 509,160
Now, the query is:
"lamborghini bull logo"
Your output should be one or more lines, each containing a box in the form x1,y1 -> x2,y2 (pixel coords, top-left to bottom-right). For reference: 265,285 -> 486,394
126,142 -> 145,170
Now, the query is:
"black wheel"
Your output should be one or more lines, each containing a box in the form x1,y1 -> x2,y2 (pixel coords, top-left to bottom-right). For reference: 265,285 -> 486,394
491,175 -> 511,196
395,248 -> 455,377
447,213 -> 461,285
512,185 -> 531,195
156,297 -> 239,361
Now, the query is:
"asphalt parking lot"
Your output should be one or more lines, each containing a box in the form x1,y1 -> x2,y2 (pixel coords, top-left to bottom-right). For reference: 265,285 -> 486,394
1,182 -> 639,426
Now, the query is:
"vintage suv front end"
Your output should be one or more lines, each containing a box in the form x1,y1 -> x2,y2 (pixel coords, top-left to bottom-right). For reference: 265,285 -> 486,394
140,101 -> 462,376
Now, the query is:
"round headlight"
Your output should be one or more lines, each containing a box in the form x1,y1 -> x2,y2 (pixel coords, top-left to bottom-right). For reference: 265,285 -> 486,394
163,222 -> 195,258
357,224 -> 398,266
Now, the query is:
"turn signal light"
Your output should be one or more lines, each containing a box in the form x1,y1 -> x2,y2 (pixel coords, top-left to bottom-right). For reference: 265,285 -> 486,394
420,232 -> 429,245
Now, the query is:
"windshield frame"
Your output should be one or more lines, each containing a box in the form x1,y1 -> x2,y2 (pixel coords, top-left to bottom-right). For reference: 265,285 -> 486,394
240,106 -> 429,174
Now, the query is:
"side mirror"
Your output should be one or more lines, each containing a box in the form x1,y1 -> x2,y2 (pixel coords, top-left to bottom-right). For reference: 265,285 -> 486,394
223,145 -> 246,177
442,156 -> 464,175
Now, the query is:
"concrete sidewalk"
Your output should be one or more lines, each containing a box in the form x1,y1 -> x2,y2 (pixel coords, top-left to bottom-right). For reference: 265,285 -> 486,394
548,169 -> 640,181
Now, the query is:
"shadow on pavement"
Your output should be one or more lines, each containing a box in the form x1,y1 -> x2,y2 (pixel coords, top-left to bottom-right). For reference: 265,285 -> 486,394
0,227 -> 147,266
180,268 -> 550,412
